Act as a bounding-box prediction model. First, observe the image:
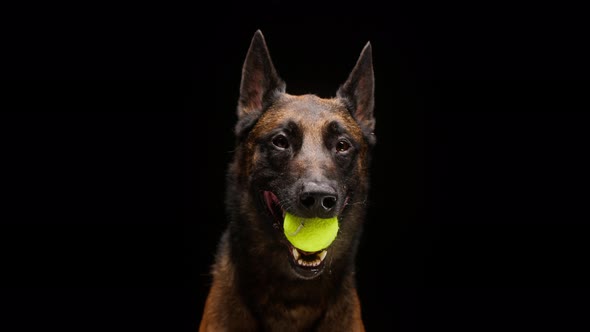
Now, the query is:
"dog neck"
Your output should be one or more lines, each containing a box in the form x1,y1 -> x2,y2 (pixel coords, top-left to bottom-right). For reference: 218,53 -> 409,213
209,227 -> 362,331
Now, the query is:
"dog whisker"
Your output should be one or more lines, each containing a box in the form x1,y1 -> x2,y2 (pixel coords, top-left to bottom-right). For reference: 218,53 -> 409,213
348,199 -> 368,206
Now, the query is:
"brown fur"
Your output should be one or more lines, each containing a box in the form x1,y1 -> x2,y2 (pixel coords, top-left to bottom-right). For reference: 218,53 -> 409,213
199,30 -> 375,331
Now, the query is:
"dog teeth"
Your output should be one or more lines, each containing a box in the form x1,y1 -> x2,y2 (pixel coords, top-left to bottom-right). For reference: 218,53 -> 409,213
292,249 -> 328,267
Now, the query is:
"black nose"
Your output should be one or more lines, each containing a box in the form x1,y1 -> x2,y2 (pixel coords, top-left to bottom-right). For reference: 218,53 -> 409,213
299,183 -> 338,216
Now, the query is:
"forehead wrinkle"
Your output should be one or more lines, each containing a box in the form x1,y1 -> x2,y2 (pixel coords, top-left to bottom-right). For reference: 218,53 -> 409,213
300,117 -> 327,146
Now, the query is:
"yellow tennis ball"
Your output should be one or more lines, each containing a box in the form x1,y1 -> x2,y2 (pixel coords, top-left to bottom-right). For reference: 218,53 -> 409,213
283,212 -> 339,252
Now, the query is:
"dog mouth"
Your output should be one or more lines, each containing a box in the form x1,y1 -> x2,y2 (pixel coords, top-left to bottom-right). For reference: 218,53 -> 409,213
263,190 -> 285,224
262,190 -> 331,278
290,247 -> 328,268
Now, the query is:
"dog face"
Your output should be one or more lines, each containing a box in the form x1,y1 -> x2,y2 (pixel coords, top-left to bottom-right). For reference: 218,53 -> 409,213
229,31 -> 375,280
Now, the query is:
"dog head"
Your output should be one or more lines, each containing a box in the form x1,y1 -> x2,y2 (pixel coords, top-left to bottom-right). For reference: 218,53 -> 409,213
228,30 -> 376,280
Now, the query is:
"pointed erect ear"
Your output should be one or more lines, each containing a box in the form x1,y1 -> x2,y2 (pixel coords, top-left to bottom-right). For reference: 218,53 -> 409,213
337,42 -> 376,143
237,30 -> 286,122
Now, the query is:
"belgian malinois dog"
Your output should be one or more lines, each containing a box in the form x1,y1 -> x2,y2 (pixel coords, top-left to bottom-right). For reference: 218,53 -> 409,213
199,30 -> 376,331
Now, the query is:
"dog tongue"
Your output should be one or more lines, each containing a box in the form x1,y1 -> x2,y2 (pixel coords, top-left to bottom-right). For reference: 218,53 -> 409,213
263,191 -> 281,218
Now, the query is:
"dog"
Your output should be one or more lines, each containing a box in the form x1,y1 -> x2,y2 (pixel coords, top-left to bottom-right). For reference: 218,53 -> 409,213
199,30 -> 376,332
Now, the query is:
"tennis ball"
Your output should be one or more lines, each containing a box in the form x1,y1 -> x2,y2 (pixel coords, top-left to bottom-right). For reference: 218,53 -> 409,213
283,212 -> 339,252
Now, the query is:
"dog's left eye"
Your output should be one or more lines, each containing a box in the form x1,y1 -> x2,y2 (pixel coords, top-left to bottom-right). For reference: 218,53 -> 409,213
272,134 -> 290,149
335,140 -> 351,153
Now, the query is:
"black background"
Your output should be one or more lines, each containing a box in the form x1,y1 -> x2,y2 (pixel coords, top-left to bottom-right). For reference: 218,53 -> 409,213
2,3 -> 589,331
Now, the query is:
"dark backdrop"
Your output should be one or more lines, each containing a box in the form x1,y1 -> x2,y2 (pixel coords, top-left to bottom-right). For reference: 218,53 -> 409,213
2,3 -> 589,331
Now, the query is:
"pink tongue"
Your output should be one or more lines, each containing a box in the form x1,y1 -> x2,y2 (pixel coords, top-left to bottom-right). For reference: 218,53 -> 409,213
263,191 -> 280,218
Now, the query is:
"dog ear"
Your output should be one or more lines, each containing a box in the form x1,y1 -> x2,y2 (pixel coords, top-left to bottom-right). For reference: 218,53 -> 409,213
236,30 -> 285,132
337,42 -> 376,144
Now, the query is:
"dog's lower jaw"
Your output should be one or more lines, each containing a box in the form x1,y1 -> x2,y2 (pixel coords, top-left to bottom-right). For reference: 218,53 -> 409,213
200,230 -> 365,332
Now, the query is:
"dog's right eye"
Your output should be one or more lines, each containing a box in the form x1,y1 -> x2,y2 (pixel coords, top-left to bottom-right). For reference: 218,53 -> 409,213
271,134 -> 290,149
